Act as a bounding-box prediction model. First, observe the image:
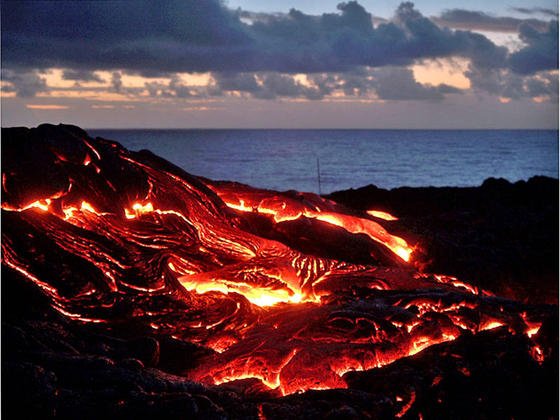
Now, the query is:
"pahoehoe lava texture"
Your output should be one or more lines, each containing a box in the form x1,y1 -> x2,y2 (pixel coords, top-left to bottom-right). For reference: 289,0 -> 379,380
2,124 -> 558,419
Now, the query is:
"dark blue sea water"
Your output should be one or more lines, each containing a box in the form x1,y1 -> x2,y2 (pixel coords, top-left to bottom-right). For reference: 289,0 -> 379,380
89,129 -> 559,193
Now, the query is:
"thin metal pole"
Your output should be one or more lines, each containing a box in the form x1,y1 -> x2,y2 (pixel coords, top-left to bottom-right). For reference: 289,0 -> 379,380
316,157 -> 322,195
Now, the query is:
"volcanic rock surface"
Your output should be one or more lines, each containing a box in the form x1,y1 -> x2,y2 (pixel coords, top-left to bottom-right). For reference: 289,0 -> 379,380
2,124 -> 558,419
327,176 -> 559,304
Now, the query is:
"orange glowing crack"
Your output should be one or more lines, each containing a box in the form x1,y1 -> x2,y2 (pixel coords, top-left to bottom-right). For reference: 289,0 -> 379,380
433,274 -> 479,295
62,201 -> 112,220
2,196 -> 57,213
526,326 -> 541,338
480,320 -> 504,331
52,305 -> 107,323
531,345 -> 545,363
396,390 -> 416,418
521,312 -> 542,338
2,255 -> 59,296
83,139 -> 101,160
125,202 -> 154,219
212,348 -> 299,393
179,277 -> 307,307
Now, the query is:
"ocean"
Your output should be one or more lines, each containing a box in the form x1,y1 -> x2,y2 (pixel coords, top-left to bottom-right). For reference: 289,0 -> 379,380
89,129 -> 559,194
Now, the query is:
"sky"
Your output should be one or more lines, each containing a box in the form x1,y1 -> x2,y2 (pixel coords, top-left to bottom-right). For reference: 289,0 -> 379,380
1,0 -> 558,128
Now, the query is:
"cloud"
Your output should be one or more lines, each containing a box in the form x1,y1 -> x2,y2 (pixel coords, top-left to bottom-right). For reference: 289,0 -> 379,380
144,76 -> 202,98
211,72 -> 327,100
145,81 -> 165,97
260,73 -> 325,100
26,104 -> 68,110
525,72 -> 558,98
1,1 -> 556,105
62,69 -> 104,82
168,75 -> 194,98
0,1 -> 511,75
371,67 -> 462,100
91,104 -> 115,109
435,9 -> 551,32
510,7 -> 558,18
209,67 -> 462,101
212,72 -> 261,94
1,0 -> 250,73
1,69 -> 48,97
509,21 -> 559,74
110,72 -> 123,93
465,64 -> 558,101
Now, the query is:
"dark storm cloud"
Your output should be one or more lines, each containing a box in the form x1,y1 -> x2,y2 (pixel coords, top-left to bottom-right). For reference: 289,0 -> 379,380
509,21 -> 559,74
1,0 -> 512,75
434,9 -> 550,32
1,0 -> 251,73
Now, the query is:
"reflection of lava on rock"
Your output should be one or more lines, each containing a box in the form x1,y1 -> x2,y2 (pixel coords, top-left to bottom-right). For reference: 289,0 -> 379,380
2,125 -> 558,418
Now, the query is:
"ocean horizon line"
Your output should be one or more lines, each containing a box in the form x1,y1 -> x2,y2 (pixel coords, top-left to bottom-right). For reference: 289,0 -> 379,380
86,127 -> 559,131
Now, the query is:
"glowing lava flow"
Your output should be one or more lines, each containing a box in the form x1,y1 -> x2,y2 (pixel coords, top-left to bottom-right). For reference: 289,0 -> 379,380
2,125 -> 553,400
207,187 -> 412,262
367,209 -> 398,221
179,277 -> 305,307
125,202 -> 154,219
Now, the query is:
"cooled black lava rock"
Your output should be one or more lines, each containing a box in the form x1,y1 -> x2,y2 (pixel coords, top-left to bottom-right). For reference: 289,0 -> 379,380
328,176 -> 559,304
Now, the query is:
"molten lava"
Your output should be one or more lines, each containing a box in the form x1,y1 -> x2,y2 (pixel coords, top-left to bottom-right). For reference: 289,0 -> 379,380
1,125 -> 552,399
208,185 -> 413,262
367,209 -> 399,221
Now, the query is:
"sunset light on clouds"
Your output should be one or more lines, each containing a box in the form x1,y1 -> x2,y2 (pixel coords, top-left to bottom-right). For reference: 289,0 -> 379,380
1,0 -> 557,128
